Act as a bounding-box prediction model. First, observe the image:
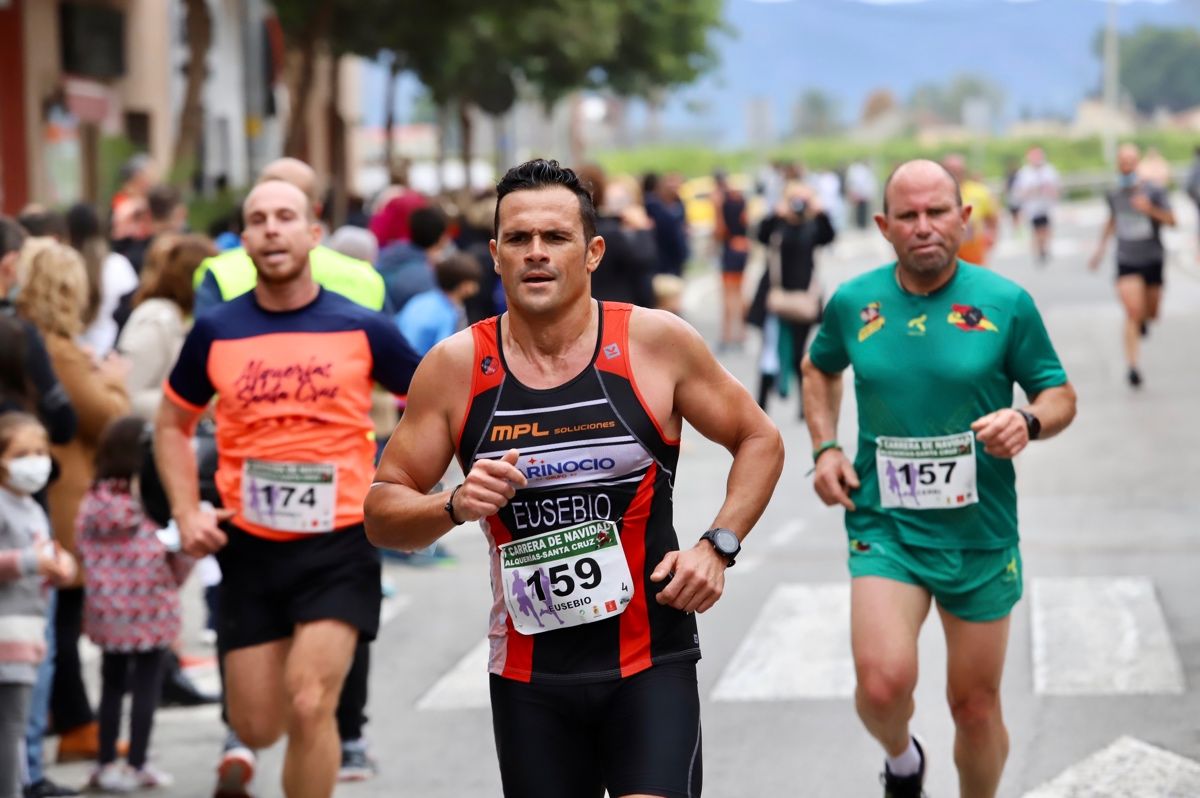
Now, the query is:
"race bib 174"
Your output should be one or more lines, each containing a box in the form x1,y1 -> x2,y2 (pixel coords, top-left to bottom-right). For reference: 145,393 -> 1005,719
875,431 -> 978,510
241,459 -> 337,533
498,520 -> 634,636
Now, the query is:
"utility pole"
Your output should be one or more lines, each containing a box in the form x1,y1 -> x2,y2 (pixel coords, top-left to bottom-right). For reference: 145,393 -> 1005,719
1102,0 -> 1119,165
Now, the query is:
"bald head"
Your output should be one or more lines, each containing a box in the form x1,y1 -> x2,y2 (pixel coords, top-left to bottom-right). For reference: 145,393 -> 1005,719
243,180 -> 315,224
882,159 -> 960,216
1117,143 -> 1140,175
258,158 -> 319,207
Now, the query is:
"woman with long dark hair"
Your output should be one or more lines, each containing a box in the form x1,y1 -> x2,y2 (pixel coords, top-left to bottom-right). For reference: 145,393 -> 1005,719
65,204 -> 138,358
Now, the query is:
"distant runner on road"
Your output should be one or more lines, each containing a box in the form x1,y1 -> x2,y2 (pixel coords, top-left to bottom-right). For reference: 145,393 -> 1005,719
1011,147 -> 1060,265
1088,143 -> 1177,389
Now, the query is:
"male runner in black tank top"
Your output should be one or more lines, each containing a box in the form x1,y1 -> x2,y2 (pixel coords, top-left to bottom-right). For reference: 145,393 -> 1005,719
365,160 -> 784,798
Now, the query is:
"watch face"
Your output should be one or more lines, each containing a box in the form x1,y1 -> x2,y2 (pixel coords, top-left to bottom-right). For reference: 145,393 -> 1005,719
714,529 -> 740,554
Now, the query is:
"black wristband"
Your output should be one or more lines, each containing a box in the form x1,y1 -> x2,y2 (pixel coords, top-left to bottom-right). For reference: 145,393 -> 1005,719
444,483 -> 465,525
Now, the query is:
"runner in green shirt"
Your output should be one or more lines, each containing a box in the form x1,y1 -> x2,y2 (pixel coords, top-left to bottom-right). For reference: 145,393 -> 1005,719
802,159 -> 1077,798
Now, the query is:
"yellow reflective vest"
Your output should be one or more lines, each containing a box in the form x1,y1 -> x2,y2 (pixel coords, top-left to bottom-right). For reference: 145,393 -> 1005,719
194,245 -> 386,311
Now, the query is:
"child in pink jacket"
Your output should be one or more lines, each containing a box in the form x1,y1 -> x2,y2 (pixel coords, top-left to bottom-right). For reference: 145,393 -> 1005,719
77,417 -> 193,791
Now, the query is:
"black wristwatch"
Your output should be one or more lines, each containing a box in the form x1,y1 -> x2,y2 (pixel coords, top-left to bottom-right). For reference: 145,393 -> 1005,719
1017,409 -> 1041,441
700,528 -> 741,567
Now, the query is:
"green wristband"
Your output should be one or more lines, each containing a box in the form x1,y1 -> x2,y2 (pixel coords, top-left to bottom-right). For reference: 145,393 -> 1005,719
812,440 -> 841,464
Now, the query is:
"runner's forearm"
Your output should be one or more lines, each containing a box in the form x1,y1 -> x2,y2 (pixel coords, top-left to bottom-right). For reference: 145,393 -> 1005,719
364,483 -> 457,551
709,424 -> 784,541
801,357 -> 844,447
1148,206 -> 1176,227
153,413 -> 202,519
1094,219 -> 1114,254
1025,383 -> 1077,441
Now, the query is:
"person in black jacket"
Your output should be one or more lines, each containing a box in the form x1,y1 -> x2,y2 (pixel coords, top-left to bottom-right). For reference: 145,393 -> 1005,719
746,184 -> 835,418
578,165 -> 657,308
643,172 -> 690,277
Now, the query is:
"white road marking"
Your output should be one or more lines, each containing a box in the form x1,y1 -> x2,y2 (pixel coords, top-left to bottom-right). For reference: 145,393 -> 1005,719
1031,577 -> 1185,695
415,638 -> 491,711
1023,736 -> 1200,798
711,583 -> 854,701
157,705 -> 222,724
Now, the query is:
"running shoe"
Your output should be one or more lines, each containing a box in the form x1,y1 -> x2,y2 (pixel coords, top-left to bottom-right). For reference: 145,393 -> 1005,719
214,731 -> 255,798
337,742 -> 379,782
23,778 -> 81,798
131,764 -> 174,788
87,764 -> 137,794
1128,367 -> 1143,388
880,735 -> 926,798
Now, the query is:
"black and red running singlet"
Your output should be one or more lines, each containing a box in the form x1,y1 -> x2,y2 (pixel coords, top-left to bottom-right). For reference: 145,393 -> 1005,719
457,302 -> 700,684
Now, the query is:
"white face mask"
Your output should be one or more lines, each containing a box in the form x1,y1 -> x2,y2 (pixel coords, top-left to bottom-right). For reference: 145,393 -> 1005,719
4,455 -> 52,495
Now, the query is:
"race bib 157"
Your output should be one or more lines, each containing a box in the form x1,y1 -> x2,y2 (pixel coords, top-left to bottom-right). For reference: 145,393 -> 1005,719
875,432 -> 978,510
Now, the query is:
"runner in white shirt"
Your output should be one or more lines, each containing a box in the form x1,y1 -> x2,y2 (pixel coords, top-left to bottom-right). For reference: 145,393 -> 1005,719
1011,147 -> 1060,265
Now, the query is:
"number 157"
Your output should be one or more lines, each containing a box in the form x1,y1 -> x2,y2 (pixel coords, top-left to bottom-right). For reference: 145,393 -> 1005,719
897,462 -> 956,486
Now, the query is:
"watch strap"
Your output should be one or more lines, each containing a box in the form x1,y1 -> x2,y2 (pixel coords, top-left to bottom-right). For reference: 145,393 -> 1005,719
1017,409 -> 1041,440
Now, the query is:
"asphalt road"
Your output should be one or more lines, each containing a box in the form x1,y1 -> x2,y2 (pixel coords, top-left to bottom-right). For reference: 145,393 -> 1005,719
44,195 -> 1200,797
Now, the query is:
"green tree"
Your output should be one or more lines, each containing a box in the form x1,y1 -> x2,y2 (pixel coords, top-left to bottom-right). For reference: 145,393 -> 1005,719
271,0 -> 725,184
274,0 -> 337,161
172,0 -> 212,184
1095,25 -> 1200,113
591,0 -> 724,100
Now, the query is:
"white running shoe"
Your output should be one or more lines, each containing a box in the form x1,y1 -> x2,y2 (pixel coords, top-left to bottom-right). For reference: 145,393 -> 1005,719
132,763 -> 174,789
89,763 -> 138,794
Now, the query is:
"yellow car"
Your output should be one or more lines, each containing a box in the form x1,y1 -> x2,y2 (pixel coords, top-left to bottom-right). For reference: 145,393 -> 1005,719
678,174 -> 762,233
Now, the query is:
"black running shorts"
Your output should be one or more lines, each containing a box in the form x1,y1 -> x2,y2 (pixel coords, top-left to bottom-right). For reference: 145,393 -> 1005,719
215,522 -> 382,652
1117,260 -> 1164,287
1030,213 -> 1051,229
490,661 -> 703,798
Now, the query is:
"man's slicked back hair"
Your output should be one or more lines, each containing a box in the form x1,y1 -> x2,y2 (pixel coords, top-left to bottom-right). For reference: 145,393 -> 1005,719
494,159 -> 598,241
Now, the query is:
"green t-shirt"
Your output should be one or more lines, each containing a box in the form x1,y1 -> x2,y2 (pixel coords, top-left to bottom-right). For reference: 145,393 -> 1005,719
808,261 -> 1067,549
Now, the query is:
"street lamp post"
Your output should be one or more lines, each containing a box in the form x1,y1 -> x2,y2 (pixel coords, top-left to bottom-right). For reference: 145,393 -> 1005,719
1102,0 -> 1119,166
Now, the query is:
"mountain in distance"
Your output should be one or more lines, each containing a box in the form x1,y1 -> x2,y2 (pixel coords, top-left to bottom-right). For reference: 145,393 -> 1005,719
661,0 -> 1198,145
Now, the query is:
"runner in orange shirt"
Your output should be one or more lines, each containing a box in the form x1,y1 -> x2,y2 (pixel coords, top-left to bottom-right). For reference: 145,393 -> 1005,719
153,180 -> 419,798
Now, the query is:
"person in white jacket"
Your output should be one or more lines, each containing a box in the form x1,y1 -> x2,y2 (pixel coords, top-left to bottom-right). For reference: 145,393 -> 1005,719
116,235 -> 217,421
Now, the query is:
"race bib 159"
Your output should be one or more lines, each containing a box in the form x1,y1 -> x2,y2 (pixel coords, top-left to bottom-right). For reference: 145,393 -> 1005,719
498,520 -> 633,635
